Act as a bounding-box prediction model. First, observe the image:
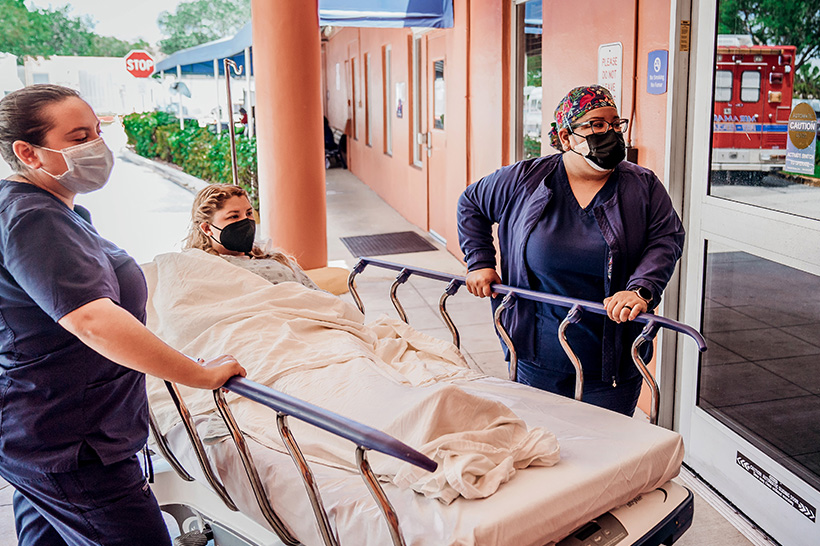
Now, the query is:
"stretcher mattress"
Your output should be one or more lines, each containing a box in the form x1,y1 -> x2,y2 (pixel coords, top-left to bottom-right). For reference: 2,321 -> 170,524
162,375 -> 684,546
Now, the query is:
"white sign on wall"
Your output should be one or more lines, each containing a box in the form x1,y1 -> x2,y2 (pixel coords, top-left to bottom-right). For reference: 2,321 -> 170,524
598,42 -> 623,112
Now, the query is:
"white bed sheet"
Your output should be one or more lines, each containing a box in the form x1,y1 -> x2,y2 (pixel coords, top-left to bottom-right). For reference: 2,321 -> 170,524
161,375 -> 684,546
144,250 -> 560,503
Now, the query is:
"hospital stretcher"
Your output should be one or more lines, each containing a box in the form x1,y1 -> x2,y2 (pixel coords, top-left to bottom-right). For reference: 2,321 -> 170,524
148,257 -> 707,546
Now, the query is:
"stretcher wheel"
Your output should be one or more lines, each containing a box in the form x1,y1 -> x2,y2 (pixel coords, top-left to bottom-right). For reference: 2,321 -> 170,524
174,525 -> 213,546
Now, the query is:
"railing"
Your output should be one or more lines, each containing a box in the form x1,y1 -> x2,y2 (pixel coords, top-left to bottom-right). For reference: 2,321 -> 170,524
149,376 -> 436,546
348,257 -> 707,426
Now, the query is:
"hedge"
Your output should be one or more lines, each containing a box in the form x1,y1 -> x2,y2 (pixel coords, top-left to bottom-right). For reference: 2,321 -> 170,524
122,112 -> 258,207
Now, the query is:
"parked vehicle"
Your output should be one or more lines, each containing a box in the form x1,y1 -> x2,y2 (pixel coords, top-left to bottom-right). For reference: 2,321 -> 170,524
712,41 -> 796,177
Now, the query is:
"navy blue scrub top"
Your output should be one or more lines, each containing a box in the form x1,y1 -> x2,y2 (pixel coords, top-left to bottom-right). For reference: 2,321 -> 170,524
0,180 -> 149,473
524,161 -> 616,375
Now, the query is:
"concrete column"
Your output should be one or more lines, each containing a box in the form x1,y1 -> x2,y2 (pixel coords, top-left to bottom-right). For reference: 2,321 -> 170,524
251,0 -> 327,269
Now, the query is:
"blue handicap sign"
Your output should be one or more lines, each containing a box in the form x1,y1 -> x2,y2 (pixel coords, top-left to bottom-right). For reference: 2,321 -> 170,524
647,50 -> 668,95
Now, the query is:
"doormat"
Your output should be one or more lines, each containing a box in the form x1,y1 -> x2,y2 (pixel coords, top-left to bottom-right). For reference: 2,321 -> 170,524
340,231 -> 438,257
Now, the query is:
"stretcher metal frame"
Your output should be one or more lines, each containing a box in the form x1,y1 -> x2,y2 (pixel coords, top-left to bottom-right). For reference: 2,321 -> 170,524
150,257 -> 707,546
347,257 -> 707,425
149,374 -> 437,546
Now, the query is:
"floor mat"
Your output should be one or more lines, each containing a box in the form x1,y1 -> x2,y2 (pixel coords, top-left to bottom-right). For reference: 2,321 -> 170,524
340,231 -> 438,257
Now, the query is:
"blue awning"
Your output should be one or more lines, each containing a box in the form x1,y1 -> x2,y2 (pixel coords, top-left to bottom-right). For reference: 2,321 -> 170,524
524,0 -> 542,35
154,23 -> 253,76
319,0 -> 453,28
154,1 -> 453,75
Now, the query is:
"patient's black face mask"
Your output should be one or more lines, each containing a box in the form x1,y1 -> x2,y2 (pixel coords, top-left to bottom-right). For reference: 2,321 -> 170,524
210,218 -> 256,253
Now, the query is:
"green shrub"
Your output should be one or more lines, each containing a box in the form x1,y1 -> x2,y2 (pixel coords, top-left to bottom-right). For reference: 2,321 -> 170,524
124,112 -> 258,207
122,111 -> 177,157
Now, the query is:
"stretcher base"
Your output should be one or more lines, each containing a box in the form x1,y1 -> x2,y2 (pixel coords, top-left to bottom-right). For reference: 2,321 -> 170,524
152,458 -> 286,546
552,480 -> 693,546
152,455 -> 693,546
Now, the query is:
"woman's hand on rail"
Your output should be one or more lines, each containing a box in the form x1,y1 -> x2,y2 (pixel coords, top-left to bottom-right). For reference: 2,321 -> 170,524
196,355 -> 247,390
603,291 -> 647,323
465,268 -> 502,298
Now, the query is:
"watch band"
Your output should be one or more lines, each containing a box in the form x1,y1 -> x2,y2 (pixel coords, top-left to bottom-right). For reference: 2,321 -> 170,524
631,286 -> 652,304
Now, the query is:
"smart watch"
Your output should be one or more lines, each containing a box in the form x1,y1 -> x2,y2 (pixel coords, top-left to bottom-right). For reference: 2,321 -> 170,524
631,286 -> 653,304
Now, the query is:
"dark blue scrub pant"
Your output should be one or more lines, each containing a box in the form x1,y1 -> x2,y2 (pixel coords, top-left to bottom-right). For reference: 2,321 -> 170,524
1,451 -> 171,546
517,359 -> 643,416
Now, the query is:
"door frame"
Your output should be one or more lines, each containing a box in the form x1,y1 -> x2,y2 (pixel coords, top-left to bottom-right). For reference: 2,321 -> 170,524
426,31 -> 448,243
675,0 -> 820,543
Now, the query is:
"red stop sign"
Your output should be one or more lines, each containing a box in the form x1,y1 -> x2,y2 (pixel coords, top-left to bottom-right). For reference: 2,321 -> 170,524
125,50 -> 154,78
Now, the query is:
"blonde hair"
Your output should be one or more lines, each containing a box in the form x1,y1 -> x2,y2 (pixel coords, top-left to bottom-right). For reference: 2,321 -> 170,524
184,183 -> 295,268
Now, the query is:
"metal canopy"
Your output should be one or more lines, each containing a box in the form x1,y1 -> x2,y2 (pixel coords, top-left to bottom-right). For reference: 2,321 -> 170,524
154,23 -> 252,76
318,0 -> 454,28
153,1 -> 453,75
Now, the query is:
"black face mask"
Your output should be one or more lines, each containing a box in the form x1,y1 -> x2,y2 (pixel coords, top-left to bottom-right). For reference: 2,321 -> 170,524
583,129 -> 626,170
211,218 -> 256,253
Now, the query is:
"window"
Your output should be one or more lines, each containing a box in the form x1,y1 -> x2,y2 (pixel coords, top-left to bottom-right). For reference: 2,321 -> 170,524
383,45 -> 392,155
433,60 -> 445,129
365,53 -> 372,147
699,243 -> 820,488
740,70 -> 760,102
515,0 -> 542,160
351,58 -> 358,140
411,36 -> 423,166
714,70 -> 733,102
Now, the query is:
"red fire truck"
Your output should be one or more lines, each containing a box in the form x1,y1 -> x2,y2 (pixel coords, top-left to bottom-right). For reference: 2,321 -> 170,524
712,43 -> 796,178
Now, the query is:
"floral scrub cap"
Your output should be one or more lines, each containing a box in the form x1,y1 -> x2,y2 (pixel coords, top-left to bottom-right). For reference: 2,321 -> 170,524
548,85 -> 618,151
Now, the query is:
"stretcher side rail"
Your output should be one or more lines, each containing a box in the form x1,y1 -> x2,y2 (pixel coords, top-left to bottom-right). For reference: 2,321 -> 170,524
348,257 -> 707,425
148,376 -> 436,546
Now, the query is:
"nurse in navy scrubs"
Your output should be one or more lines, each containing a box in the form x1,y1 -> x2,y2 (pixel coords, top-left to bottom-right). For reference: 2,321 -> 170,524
0,84 -> 246,545
457,85 -> 685,416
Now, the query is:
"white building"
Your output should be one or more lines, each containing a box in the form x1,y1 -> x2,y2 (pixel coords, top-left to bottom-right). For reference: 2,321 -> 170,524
0,54 -> 24,96
21,55 -> 162,115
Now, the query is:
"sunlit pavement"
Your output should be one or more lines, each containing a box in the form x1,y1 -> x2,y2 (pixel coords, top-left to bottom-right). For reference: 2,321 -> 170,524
0,122 -> 194,265
74,121 -> 196,265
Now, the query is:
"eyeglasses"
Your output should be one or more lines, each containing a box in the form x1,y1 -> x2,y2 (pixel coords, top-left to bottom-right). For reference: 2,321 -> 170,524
571,118 -> 629,135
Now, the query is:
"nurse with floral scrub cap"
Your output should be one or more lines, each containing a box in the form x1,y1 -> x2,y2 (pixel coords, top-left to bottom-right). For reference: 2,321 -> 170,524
0,84 -> 246,545
457,85 -> 685,416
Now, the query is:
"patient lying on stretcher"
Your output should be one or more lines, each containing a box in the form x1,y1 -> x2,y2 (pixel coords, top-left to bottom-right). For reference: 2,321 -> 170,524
143,249 -> 560,504
183,183 -> 320,289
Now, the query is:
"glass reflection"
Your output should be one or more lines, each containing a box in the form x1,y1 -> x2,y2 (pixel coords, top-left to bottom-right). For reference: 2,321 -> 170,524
519,0 -> 542,160
433,60 -> 445,130
710,1 -> 820,220
700,241 -> 820,488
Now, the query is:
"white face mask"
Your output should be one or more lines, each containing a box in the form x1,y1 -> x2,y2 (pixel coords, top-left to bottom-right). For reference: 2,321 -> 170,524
36,137 -> 114,194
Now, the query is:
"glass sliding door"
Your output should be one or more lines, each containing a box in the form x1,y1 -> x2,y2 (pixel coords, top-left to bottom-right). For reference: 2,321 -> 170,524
680,1 -> 820,544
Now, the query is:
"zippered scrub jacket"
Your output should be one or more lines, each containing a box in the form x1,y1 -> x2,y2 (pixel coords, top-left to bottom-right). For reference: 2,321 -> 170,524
457,153 -> 685,386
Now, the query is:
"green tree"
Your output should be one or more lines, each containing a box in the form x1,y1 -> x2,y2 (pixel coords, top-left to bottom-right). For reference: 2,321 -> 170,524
795,64 -> 820,98
718,0 -> 820,71
0,0 -> 147,60
157,0 -> 251,54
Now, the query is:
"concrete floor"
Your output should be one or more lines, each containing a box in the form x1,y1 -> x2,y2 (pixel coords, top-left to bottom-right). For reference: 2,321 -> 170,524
0,126 -> 758,545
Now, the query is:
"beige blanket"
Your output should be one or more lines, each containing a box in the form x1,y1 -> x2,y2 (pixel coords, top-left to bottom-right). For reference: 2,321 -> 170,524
143,250 -> 559,503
